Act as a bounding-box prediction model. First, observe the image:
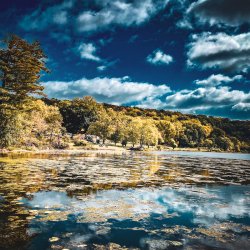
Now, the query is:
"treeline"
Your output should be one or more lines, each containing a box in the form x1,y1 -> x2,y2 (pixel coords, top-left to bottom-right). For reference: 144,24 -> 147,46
0,35 -> 249,152
44,97 -> 249,152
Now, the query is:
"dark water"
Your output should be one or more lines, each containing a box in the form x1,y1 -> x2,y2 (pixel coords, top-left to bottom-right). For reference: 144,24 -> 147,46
0,152 -> 249,250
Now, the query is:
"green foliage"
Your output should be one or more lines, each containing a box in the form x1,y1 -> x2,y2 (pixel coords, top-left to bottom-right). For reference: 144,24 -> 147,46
214,136 -> 234,151
169,138 -> 178,149
0,107 -> 23,148
0,100 -> 64,149
74,140 -> 88,147
87,108 -> 115,144
58,96 -> 101,134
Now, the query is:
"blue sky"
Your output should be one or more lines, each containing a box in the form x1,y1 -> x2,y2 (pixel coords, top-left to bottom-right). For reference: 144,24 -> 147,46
0,0 -> 250,119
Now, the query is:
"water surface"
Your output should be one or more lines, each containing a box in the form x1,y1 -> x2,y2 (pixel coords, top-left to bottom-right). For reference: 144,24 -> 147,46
154,150 -> 250,160
0,151 -> 249,249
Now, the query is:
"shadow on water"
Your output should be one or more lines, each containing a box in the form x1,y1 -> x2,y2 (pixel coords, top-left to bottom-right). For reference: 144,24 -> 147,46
0,152 -> 249,249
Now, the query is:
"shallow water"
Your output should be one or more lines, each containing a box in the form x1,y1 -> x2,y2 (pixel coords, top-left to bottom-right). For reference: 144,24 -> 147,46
0,152 -> 249,249
154,150 -> 250,160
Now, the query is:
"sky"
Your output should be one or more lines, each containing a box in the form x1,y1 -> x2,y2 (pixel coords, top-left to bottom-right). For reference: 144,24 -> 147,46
0,0 -> 250,119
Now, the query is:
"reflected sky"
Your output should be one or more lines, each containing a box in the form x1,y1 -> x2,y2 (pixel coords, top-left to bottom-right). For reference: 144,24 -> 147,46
14,186 -> 250,249
21,186 -> 250,225
0,152 -> 249,249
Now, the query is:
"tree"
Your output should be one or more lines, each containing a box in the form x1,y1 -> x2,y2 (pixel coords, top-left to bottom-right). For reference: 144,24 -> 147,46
23,100 -> 63,147
87,108 -> 115,144
179,120 -> 212,147
0,35 -> 49,101
123,117 -> 162,148
169,138 -> 178,149
0,35 -> 51,148
157,120 -> 179,145
230,137 -> 241,152
126,117 -> 141,147
59,96 -> 100,134
0,106 -> 24,148
215,136 -> 234,151
203,139 -> 214,150
139,119 -> 161,147
110,112 -> 125,145
0,99 -> 63,149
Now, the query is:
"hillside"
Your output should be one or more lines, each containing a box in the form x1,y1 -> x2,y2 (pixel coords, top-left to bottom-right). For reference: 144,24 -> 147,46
44,97 -> 250,152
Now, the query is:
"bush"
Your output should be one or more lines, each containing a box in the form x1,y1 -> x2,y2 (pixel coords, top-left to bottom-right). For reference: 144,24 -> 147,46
52,142 -> 70,149
74,140 -> 88,147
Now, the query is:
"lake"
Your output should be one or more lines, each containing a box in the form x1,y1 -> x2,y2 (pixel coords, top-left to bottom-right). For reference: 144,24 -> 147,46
0,151 -> 249,250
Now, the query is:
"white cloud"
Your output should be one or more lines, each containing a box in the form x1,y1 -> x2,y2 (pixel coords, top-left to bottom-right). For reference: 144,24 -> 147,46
43,75 -> 250,117
188,0 -> 250,27
194,74 -> 243,87
232,102 -> 250,112
177,0 -> 250,29
20,1 -> 169,34
43,76 -> 171,105
53,11 -> 68,25
176,17 -> 193,29
139,84 -> 250,117
76,0 -> 169,33
97,65 -> 107,71
20,0 -> 73,30
96,59 -> 119,72
78,43 -> 101,62
138,97 -> 166,110
164,86 -> 250,112
187,32 -> 250,73
147,49 -> 173,65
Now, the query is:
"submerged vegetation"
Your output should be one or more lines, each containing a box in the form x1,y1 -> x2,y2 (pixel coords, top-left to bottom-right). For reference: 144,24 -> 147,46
0,35 -> 249,152
0,153 -> 249,249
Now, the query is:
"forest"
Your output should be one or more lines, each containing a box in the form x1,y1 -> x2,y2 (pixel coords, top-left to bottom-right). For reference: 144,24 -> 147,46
1,35 -> 250,152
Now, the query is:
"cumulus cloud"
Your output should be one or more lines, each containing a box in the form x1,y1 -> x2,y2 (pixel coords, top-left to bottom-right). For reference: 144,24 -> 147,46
147,49 -> 173,65
187,32 -> 250,73
232,103 -> 250,112
194,74 -> 243,87
43,75 -> 250,118
43,76 -> 171,105
164,86 -> 250,112
76,0 -> 169,33
20,0 -> 73,31
78,43 -> 101,62
20,0 -> 169,34
188,0 -> 250,27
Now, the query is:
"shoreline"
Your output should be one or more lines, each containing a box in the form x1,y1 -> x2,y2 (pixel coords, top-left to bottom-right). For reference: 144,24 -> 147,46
0,145 -> 248,157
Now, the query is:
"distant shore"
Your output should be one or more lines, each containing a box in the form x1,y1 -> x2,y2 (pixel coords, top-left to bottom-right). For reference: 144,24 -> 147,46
0,144 -> 247,158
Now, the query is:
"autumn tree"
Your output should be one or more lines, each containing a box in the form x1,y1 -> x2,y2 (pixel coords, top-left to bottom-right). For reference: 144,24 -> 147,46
139,119 -> 161,147
0,99 -> 63,148
0,107 -> 24,148
87,108 -> 115,144
179,120 -> 212,147
126,117 -> 141,147
0,35 -> 51,148
110,112 -> 126,145
0,34 -> 49,102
